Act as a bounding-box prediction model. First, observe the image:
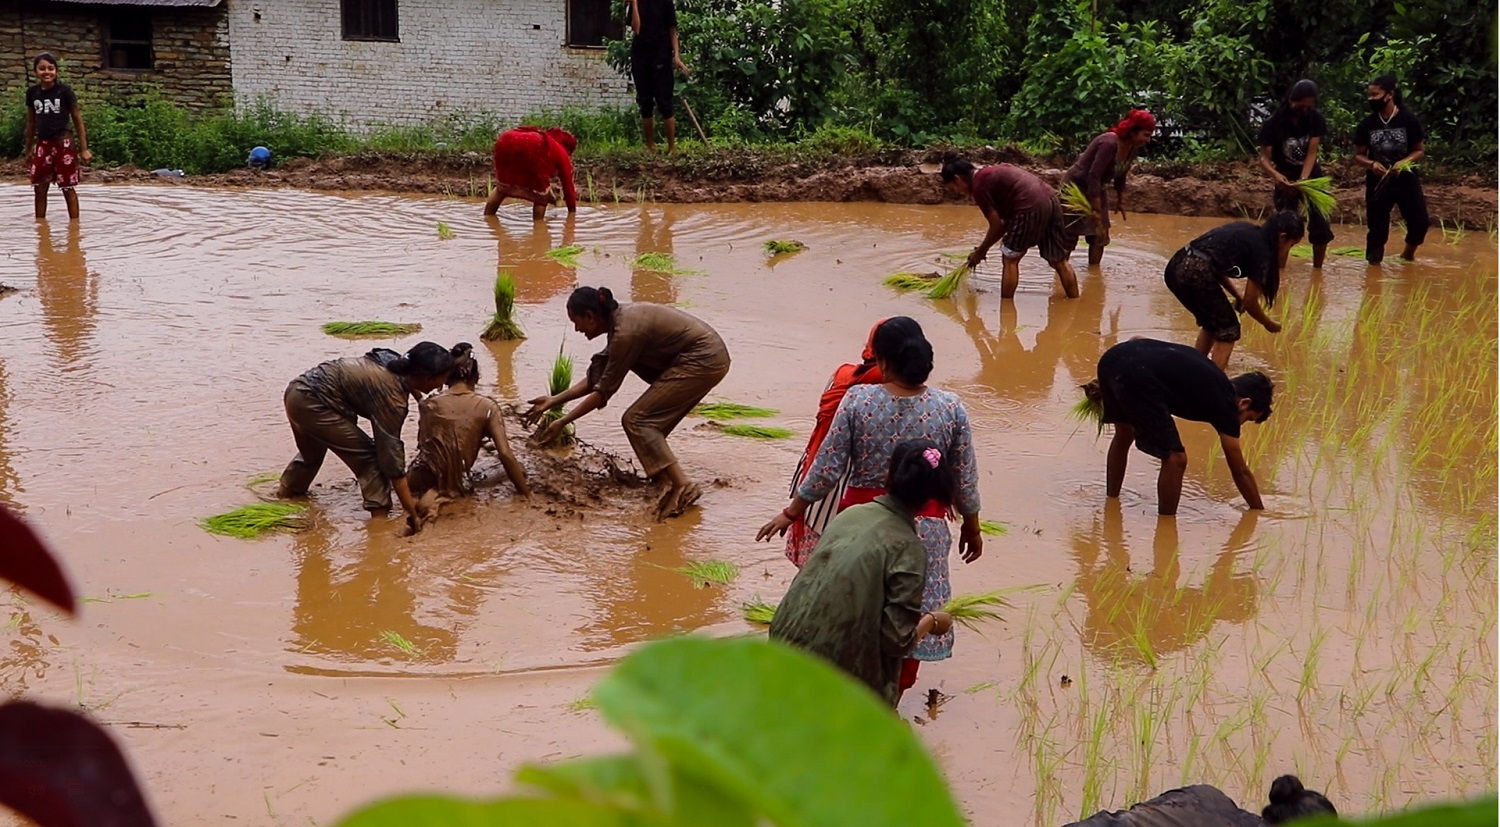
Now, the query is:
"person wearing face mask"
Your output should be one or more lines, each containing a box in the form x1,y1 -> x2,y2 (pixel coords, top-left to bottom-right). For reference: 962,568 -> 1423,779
1257,80 -> 1332,268
1353,74 -> 1430,264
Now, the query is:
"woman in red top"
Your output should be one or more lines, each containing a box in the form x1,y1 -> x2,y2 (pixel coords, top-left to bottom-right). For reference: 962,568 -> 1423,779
483,126 -> 579,220
1066,109 -> 1155,267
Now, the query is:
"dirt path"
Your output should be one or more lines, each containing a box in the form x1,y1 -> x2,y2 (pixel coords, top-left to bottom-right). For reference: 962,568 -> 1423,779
4,151 -> 1494,228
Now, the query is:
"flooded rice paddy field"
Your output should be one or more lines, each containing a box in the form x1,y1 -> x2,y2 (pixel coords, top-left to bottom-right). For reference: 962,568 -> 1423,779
0,184 -> 1494,825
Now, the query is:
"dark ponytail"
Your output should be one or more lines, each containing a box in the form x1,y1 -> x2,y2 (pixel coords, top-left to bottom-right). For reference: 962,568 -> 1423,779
872,316 -> 934,385
1262,775 -> 1336,824
447,342 -> 479,386
887,439 -> 957,512
1258,210 -> 1304,308
566,286 -> 620,320
940,152 -> 975,184
386,341 -> 456,379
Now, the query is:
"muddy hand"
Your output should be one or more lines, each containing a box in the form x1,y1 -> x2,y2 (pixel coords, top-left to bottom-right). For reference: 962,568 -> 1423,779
535,419 -> 565,446
403,513 -> 422,536
522,396 -> 552,427
756,512 -> 794,542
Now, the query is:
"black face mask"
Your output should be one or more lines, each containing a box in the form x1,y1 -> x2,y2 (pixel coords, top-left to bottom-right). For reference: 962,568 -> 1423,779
1368,97 -> 1389,112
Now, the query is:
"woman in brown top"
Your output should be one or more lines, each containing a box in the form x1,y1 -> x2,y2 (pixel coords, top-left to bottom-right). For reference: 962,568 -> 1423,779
279,342 -> 458,527
522,286 -> 731,519
406,343 -> 529,529
1066,109 -> 1156,267
941,157 -> 1081,299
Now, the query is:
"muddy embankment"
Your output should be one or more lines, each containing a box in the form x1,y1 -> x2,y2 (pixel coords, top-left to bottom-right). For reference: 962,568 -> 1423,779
3,148 -> 1495,226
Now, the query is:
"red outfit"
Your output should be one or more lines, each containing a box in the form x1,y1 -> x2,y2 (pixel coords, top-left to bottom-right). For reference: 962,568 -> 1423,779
30,136 -> 80,188
492,126 -> 578,211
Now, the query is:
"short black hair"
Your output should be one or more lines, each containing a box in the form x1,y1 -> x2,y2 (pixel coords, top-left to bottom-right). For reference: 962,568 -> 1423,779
887,439 -> 956,510
1263,775 -> 1336,824
1231,371 -> 1274,422
34,52 -> 58,69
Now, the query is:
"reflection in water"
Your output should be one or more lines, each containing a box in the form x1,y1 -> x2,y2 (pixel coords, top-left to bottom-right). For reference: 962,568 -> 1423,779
0,359 -> 17,509
488,214 -> 578,303
0,605 -> 53,695
1070,503 -> 1259,662
631,207 -> 678,306
35,221 -> 97,371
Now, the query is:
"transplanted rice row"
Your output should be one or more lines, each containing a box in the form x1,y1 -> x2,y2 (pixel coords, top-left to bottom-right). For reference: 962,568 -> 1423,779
321,321 -> 423,337
481,270 -> 525,341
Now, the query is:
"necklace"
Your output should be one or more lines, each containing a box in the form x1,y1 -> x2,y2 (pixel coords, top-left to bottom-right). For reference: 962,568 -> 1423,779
1378,107 -> 1397,126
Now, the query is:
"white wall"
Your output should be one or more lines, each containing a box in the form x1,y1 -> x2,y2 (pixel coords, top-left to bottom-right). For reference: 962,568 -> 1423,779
227,0 -> 631,129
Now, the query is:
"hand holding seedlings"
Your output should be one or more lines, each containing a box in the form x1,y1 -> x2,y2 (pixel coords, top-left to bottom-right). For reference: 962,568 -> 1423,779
521,396 -> 553,427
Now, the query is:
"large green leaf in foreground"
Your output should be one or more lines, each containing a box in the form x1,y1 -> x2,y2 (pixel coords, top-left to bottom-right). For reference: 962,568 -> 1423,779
337,797 -> 630,826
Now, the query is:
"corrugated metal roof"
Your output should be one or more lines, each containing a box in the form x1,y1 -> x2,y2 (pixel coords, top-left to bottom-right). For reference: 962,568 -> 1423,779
46,0 -> 224,7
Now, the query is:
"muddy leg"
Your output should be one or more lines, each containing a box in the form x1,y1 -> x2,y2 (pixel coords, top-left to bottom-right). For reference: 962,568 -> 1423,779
61,188 -> 79,221
34,184 -> 48,220
1087,238 -> 1105,268
483,187 -> 504,215
1157,451 -> 1188,516
642,117 -> 657,153
1054,259 -> 1080,299
1000,257 -> 1021,299
654,463 -> 702,519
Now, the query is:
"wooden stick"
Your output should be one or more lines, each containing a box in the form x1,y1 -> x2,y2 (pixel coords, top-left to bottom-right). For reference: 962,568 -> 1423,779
681,98 -> 709,144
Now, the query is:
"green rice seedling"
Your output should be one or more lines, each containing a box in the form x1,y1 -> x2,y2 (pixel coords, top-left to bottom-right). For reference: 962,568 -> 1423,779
742,597 -> 778,625
546,244 -> 585,268
1291,176 -> 1336,221
1329,246 -> 1364,257
631,252 -> 700,275
1071,386 -> 1106,435
884,272 -> 938,292
763,239 -> 807,255
1287,244 -> 1315,258
541,345 -> 575,444
1059,180 -> 1096,217
924,263 -> 972,300
671,560 -> 740,589
200,503 -> 306,538
692,401 -> 780,420
566,696 -> 597,712
437,221 -> 455,240
978,520 -> 1009,536
381,630 -> 419,656
321,321 -> 423,338
1378,159 -> 1418,192
480,270 -> 525,341
721,424 -> 794,439
940,591 -> 1011,631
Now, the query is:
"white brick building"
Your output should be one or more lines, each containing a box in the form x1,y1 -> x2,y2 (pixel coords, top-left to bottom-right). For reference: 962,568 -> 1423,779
227,0 -> 631,129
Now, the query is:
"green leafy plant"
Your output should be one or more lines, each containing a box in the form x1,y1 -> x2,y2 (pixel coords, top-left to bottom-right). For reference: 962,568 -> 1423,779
321,321 -> 423,338
1059,180 -> 1097,217
721,425 -> 794,440
763,239 -> 807,255
925,263 -> 972,300
693,401 -> 779,420
199,503 -> 306,538
941,591 -> 1011,630
1291,176 -> 1336,221
481,270 -> 525,341
742,598 -> 778,626
670,560 -> 740,588
546,245 -> 586,268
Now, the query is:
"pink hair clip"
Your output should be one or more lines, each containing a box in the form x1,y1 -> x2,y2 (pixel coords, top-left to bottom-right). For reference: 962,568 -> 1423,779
922,447 -> 942,468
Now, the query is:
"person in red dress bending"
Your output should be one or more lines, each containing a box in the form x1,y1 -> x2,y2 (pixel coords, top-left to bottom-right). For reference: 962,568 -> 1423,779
482,126 -> 579,221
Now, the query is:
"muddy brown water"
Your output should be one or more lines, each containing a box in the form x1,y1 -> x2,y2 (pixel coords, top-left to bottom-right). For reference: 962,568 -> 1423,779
0,185 -> 1494,825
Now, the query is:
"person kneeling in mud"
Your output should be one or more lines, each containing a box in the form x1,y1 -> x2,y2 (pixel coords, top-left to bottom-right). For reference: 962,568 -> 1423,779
1091,338 -> 1273,517
405,343 -> 529,530
1063,774 -> 1335,827
522,286 -> 730,520
769,439 -> 956,708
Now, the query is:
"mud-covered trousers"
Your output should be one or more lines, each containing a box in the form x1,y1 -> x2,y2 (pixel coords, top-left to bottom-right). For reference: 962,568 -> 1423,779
280,383 -> 393,510
623,355 -> 730,477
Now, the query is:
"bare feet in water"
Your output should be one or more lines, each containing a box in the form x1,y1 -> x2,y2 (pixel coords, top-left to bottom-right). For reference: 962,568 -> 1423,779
654,481 -> 703,520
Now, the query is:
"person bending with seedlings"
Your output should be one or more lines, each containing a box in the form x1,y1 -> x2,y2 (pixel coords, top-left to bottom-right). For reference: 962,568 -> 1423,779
942,156 -> 1081,299
628,0 -> 690,154
483,126 -> 579,220
1258,79 -> 1333,268
279,342 -> 460,531
24,53 -> 91,221
1066,109 -> 1155,267
1091,338 -> 1274,517
1062,773 -> 1335,826
1354,74 -> 1430,264
522,286 -> 730,519
405,343 -> 529,530
769,439 -> 957,707
1164,211 -> 1303,370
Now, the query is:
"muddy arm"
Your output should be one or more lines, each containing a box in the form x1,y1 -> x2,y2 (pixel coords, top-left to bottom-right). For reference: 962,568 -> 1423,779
485,411 -> 529,495
1220,434 -> 1263,510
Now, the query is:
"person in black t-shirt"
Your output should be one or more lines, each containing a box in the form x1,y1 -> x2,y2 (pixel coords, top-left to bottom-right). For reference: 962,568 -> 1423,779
1163,211 -> 1303,370
628,0 -> 691,155
1089,338 -> 1274,516
23,53 -> 92,221
1257,79 -> 1333,268
1353,74 -> 1430,264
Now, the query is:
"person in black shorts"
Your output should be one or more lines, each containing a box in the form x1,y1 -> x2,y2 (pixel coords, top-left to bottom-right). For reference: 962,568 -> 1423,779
629,0 -> 691,154
1257,79 -> 1333,268
1163,211 -> 1302,370
1354,74 -> 1429,264
1091,338 -> 1274,516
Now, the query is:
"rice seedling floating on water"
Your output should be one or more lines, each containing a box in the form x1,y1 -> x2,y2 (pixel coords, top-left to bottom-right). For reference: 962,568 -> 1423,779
481,270 -> 525,341
743,597 -> 778,625
979,520 -> 1009,537
925,263 -> 973,300
693,401 -> 780,420
1288,245 -> 1365,259
941,591 -> 1012,631
546,244 -> 585,268
200,502 -> 306,538
631,252 -> 700,275
1291,176 -> 1336,221
721,424 -> 794,440
671,560 -> 740,588
763,239 -> 807,255
884,272 -> 939,292
437,221 -> 456,240
1059,180 -> 1097,217
321,321 -> 423,338
381,630 -> 420,656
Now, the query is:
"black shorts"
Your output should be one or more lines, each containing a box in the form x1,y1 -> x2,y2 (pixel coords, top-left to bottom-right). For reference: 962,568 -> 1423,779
631,44 -> 675,119
1098,369 -> 1183,460
1163,249 -> 1240,342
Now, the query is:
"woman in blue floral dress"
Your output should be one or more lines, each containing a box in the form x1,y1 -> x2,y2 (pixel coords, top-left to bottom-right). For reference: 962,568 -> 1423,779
758,316 -> 983,689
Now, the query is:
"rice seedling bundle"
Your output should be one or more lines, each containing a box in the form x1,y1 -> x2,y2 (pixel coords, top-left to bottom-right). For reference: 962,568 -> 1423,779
437,221 -> 456,240
546,245 -> 585,268
925,263 -> 972,300
1288,245 -> 1364,259
940,590 -> 1011,630
693,401 -> 780,420
978,520 -> 1009,537
743,597 -> 778,625
721,424 -> 794,440
763,239 -> 807,255
542,345 -> 575,444
321,321 -> 423,338
481,270 -> 526,341
1291,176 -> 1336,221
672,560 -> 740,589
631,252 -> 700,275
200,502 -> 306,538
884,272 -> 939,292
1071,393 -> 1106,435
1059,180 -> 1097,217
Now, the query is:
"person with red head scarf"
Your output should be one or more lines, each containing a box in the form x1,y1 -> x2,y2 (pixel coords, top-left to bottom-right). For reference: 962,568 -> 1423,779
1065,109 -> 1156,267
782,319 -> 887,566
483,126 -> 579,220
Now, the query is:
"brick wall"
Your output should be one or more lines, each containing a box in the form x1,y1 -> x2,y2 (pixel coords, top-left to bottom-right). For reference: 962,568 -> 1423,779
0,1 -> 231,110
226,0 -> 632,130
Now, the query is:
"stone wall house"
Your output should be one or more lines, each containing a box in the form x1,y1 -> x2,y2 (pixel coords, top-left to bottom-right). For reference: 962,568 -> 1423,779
0,0 -> 232,111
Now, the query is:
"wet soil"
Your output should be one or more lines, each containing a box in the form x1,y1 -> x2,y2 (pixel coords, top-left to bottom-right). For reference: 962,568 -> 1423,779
0,188 -> 1493,826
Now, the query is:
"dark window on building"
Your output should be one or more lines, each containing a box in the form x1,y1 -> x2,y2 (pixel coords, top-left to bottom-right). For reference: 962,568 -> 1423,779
567,0 -> 623,48
342,0 -> 399,42
103,12 -> 154,71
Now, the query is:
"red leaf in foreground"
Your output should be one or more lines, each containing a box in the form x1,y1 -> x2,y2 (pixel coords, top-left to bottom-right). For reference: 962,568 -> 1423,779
0,701 -> 157,826
0,505 -> 75,615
